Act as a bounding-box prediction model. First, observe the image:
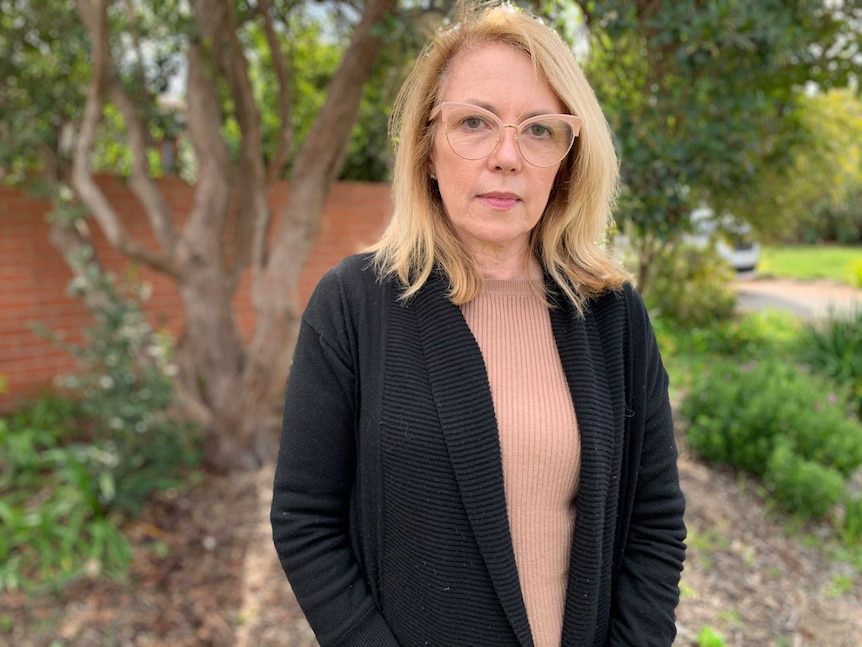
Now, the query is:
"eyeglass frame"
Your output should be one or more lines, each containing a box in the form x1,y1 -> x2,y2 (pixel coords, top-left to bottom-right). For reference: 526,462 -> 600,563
428,101 -> 583,168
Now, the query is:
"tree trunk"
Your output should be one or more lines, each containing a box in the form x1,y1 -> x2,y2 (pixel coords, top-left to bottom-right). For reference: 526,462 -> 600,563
203,300 -> 298,472
198,0 -> 397,473
173,264 -> 247,439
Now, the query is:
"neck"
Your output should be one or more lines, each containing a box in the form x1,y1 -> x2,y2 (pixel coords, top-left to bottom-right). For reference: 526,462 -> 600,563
471,245 -> 542,281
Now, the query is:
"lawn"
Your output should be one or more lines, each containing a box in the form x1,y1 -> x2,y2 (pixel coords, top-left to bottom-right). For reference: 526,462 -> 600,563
760,244 -> 862,285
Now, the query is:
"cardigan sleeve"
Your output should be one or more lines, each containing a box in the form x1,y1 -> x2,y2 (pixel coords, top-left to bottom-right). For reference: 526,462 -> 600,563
270,271 -> 400,647
606,288 -> 687,646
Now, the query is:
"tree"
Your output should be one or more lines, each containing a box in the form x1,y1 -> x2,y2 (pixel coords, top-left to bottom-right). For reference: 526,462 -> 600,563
560,0 -> 861,290
2,0 -> 402,472
0,1 -> 90,180
0,0 -> 100,304
737,88 -> 862,244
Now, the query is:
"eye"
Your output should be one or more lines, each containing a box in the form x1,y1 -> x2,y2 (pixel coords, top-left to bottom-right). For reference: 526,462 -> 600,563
458,115 -> 490,131
524,122 -> 553,139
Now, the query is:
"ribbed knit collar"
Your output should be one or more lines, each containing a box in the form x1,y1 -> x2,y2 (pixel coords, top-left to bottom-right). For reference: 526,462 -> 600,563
479,278 -> 545,297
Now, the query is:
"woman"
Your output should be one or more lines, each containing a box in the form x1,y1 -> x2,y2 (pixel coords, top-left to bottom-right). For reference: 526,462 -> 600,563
271,4 -> 686,646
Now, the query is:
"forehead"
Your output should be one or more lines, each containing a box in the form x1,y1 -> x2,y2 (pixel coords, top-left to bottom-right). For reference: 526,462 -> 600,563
440,41 -> 562,113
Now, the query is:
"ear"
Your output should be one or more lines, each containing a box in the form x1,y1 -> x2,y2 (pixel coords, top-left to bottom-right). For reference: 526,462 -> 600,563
428,152 -> 436,179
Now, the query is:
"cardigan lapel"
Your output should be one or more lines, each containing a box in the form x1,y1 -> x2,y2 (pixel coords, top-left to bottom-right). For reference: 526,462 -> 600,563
550,292 -> 621,644
412,272 -> 534,647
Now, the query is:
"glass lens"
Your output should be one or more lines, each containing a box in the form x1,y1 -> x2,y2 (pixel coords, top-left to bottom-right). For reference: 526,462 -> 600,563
442,105 -> 499,160
518,117 -> 575,167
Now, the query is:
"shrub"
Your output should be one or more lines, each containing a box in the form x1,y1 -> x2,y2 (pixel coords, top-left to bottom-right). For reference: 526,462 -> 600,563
842,495 -> 862,545
797,309 -> 862,417
645,243 -> 737,329
692,309 -> 801,360
36,248 -> 200,518
0,250 -> 200,593
795,183 -> 862,244
0,398 -> 132,592
682,358 -> 862,523
765,439 -> 845,520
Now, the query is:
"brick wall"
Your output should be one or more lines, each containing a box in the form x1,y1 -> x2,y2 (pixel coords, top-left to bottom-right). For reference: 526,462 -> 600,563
0,177 -> 393,411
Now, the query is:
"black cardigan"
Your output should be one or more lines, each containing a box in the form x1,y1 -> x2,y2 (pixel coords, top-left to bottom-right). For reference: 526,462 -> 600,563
271,253 -> 686,647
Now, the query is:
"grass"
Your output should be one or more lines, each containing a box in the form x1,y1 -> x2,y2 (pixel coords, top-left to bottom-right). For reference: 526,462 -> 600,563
759,244 -> 862,285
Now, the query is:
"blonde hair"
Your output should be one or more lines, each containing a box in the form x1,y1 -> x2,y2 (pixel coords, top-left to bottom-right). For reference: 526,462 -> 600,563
370,2 -> 629,310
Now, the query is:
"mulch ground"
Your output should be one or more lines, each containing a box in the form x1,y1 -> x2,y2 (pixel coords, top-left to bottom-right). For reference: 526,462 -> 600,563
3,433 -> 861,646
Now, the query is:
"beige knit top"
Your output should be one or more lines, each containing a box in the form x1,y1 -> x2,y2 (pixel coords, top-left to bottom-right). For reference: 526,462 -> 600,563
461,279 -> 581,647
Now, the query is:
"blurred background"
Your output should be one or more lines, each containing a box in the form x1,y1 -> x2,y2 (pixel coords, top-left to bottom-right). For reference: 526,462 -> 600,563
1,1 -> 861,645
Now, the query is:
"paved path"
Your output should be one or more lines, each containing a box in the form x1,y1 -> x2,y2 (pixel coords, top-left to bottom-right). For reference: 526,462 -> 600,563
734,276 -> 862,321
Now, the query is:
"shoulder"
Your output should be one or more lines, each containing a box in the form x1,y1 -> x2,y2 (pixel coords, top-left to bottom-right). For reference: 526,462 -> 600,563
588,283 -> 658,358
303,253 -> 390,335
588,282 -> 644,324
307,253 -> 383,306
312,252 -> 379,294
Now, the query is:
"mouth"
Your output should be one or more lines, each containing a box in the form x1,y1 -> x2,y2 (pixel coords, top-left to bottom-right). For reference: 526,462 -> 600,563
477,192 -> 521,210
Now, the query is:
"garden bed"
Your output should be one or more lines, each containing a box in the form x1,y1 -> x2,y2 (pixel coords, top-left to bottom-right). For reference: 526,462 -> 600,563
2,445 -> 860,646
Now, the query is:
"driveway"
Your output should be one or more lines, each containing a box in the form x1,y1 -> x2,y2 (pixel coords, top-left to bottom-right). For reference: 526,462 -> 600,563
734,276 -> 862,321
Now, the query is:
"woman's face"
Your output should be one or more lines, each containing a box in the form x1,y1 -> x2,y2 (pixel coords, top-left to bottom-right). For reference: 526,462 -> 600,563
429,42 -> 564,264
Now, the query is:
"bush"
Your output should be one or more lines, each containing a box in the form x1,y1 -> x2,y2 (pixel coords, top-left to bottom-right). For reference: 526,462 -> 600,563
37,248 -> 200,518
795,183 -> 862,244
797,309 -> 862,416
645,243 -> 737,328
765,439 -> 846,520
682,358 -> 862,523
694,309 -> 801,359
0,398 -> 132,592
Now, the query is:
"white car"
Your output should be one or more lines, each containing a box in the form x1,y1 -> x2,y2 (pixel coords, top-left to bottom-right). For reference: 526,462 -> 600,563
688,207 -> 760,273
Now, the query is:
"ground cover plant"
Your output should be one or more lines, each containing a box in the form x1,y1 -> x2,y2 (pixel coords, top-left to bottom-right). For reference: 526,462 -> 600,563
656,308 -> 802,399
0,397 -> 133,593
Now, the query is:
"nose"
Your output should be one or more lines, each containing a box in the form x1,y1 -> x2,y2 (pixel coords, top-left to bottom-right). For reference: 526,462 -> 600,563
489,124 -> 522,172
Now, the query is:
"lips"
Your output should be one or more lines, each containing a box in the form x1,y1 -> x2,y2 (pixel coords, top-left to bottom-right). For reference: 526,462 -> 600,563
478,192 -> 521,210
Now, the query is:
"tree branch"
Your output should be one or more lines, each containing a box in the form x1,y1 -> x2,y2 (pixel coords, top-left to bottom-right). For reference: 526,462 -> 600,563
217,2 -> 270,287
264,0 -> 395,289
110,85 -> 178,256
289,0 -> 396,188
72,0 -> 176,276
182,1 -> 233,262
113,0 -> 181,227
258,0 -> 293,186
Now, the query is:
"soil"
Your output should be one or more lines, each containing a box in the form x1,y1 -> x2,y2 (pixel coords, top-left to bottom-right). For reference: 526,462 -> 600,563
3,432 -> 860,646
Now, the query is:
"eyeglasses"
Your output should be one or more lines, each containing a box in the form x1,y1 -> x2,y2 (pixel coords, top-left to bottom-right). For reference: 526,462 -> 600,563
429,102 -> 582,168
